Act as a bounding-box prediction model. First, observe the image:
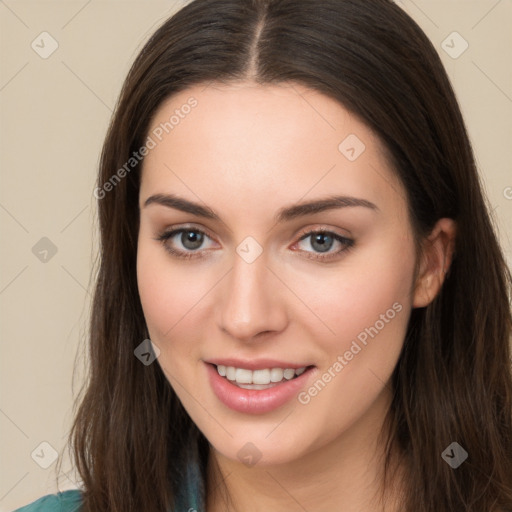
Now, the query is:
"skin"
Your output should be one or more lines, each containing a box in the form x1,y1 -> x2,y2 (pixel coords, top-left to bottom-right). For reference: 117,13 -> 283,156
136,81 -> 456,512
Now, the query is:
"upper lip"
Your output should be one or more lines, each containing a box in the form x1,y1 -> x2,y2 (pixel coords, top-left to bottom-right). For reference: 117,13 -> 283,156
205,358 -> 313,371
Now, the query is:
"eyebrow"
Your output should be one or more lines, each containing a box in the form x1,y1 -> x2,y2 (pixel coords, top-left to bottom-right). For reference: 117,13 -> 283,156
143,193 -> 379,222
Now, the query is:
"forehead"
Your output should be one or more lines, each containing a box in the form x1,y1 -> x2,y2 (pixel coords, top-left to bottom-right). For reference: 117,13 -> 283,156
140,81 -> 406,222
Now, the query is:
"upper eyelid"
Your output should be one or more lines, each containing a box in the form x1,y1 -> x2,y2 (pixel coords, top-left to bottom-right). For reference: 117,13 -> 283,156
167,225 -> 218,244
159,222 -> 351,239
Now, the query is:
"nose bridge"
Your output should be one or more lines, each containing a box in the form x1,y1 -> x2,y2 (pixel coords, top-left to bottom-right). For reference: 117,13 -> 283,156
218,248 -> 286,340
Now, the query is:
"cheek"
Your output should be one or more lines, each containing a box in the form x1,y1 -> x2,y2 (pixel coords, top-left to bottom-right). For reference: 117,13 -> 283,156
136,245 -> 216,389
136,239 -> 210,343
297,237 -> 415,359
290,241 -> 413,442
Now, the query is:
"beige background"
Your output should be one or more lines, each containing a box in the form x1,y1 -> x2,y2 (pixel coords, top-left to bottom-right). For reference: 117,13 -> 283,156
1,0 -> 511,510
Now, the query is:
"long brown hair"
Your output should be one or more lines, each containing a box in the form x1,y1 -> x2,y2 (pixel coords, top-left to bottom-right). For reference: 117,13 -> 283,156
59,0 -> 512,510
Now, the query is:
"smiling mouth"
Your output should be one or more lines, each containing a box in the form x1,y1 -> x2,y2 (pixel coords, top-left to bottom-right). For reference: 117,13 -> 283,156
211,363 -> 314,390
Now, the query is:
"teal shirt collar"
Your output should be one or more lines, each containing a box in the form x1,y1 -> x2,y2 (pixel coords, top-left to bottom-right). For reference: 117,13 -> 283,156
174,440 -> 206,512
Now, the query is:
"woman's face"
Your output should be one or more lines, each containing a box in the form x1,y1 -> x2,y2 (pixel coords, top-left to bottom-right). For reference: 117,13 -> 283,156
137,81 -> 417,466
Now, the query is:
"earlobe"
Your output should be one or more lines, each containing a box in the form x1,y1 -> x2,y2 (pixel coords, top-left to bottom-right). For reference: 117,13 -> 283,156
412,217 -> 457,308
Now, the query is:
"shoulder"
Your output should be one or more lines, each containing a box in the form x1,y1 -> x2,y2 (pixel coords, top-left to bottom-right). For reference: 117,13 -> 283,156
13,489 -> 83,512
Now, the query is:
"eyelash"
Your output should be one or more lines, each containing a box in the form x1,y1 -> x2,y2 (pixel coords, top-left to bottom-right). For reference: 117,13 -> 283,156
154,226 -> 355,262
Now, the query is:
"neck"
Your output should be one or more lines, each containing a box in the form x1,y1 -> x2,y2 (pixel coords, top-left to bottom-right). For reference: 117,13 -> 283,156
206,387 -> 405,512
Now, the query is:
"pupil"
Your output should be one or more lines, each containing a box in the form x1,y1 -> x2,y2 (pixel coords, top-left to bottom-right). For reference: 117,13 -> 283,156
312,233 -> 333,253
182,230 -> 203,250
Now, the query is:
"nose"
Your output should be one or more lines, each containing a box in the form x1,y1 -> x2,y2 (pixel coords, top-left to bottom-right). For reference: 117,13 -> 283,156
217,251 -> 288,342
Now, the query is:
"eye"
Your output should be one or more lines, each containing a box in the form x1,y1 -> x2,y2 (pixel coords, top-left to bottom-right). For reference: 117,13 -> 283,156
155,227 -> 216,259
155,226 -> 354,262
293,229 -> 354,261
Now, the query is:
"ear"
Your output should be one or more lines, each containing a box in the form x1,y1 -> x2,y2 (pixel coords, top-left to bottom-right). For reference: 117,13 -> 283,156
412,217 -> 457,308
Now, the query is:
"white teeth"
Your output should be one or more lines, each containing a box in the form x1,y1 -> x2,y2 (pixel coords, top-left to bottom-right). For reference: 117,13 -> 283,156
269,368 -> 284,382
216,365 -> 308,385
283,368 -> 295,380
226,366 -> 236,380
235,368 -> 252,384
252,369 -> 270,385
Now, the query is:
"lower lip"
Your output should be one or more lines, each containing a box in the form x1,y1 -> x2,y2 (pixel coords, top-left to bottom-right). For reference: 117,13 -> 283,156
205,363 -> 315,414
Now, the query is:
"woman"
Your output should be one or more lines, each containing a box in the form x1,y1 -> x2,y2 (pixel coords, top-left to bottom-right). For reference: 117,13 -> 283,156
15,0 -> 512,510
